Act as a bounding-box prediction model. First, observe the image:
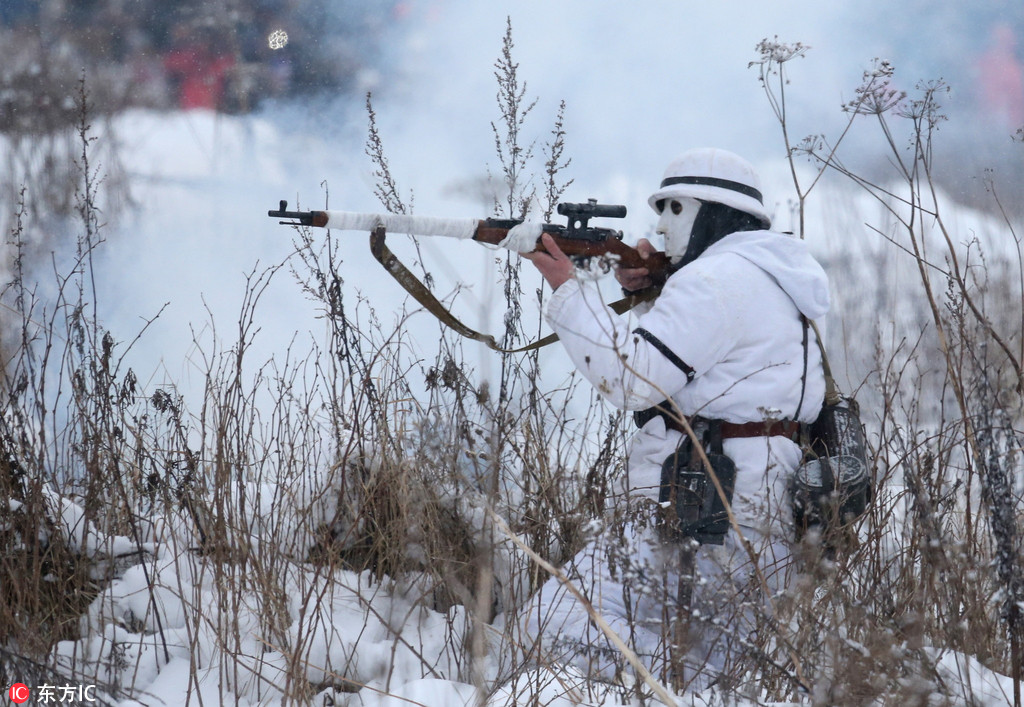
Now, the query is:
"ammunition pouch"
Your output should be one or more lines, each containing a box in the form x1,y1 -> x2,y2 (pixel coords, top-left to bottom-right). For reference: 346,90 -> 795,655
658,419 -> 737,546
790,397 -> 872,537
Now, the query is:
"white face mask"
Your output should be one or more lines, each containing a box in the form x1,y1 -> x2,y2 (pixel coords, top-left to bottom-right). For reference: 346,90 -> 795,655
655,197 -> 701,257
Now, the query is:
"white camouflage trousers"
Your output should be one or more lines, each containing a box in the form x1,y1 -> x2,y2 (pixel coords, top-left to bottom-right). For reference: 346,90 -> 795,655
518,508 -> 794,694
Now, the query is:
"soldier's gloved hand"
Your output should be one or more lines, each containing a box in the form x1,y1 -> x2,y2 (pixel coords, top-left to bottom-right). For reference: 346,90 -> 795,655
616,238 -> 658,293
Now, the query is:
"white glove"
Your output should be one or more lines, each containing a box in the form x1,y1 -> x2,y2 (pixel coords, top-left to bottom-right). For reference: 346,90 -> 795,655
497,221 -> 543,253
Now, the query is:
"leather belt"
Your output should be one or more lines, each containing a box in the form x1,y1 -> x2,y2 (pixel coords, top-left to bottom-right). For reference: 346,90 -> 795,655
660,415 -> 800,440
720,419 -> 800,439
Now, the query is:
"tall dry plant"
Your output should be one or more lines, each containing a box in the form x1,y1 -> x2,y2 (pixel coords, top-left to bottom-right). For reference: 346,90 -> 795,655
0,80 -> 150,702
0,22 -> 625,706
279,18 -> 627,700
750,38 -> 1024,706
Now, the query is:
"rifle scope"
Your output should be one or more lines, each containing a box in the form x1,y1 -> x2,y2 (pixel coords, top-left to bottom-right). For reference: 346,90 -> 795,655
557,200 -> 627,221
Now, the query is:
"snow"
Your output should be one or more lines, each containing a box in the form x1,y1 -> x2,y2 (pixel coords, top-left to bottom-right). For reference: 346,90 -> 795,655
930,650 -> 1020,707
57,544 -> 479,705
343,678 -> 479,707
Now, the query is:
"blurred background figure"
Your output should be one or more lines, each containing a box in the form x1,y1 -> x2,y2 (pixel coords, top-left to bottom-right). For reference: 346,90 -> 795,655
976,22 -> 1024,129
163,24 -> 236,111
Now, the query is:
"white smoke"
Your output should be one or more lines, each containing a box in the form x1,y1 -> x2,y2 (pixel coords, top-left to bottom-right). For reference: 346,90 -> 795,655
58,0 -> 1019,406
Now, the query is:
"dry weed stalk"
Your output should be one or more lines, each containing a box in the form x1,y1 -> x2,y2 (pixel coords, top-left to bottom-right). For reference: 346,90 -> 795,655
756,37 -> 1024,705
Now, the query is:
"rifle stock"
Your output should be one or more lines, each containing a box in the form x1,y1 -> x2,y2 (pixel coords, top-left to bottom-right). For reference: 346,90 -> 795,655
269,200 -> 673,285
473,222 -> 670,279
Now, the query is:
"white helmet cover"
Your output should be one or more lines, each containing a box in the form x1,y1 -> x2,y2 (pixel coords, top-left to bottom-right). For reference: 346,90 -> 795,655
648,148 -> 771,228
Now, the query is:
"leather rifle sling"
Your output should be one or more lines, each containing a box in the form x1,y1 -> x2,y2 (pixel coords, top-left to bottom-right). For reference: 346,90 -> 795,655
368,226 -> 659,354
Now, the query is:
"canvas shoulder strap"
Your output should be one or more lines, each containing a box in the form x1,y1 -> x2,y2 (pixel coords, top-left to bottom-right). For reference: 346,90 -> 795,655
806,318 -> 842,406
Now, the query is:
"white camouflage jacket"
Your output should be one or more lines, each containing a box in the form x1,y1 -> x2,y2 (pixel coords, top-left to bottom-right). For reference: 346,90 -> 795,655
544,229 -> 831,525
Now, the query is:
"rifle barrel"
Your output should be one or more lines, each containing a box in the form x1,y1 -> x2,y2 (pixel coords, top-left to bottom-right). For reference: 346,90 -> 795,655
320,210 -> 481,239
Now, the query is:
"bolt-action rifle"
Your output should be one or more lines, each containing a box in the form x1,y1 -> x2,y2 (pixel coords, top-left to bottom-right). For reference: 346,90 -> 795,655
268,198 -> 670,351
269,199 -> 672,280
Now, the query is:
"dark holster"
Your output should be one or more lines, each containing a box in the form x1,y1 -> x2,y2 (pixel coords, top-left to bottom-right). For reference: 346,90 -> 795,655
658,419 -> 737,546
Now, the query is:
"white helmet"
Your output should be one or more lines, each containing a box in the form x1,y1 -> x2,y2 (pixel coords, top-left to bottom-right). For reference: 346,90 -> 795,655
648,148 -> 771,229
